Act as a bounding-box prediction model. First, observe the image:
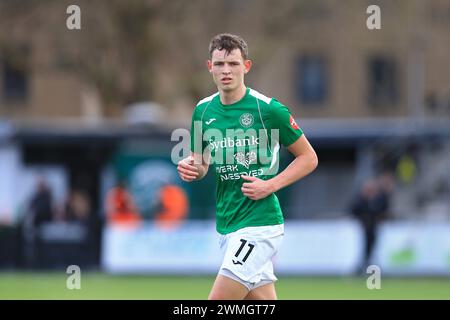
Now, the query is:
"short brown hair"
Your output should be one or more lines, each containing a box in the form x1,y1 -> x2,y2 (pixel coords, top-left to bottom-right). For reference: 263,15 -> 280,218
208,33 -> 249,60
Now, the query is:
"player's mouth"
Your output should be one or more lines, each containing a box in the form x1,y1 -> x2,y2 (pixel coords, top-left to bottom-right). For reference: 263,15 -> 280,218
221,77 -> 232,84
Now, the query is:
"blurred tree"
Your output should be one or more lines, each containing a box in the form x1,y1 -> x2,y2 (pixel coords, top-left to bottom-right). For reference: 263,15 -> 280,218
0,0 -> 163,110
0,0 -> 355,116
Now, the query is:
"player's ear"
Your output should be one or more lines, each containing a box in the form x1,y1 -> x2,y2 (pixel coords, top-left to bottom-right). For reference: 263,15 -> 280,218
207,60 -> 213,73
244,59 -> 252,74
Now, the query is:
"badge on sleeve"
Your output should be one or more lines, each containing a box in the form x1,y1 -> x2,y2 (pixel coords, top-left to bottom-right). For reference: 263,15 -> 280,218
290,115 -> 300,130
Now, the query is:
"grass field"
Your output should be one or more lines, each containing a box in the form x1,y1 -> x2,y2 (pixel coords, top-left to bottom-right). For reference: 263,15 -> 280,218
0,272 -> 450,299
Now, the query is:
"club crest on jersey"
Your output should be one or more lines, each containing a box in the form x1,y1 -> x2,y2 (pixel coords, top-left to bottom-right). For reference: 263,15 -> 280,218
239,113 -> 254,128
290,115 -> 300,130
234,151 -> 257,169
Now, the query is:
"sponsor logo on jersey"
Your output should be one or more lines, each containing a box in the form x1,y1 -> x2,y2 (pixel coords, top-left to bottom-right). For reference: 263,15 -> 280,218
290,115 -> 300,130
234,151 -> 257,169
239,113 -> 254,127
208,136 -> 259,151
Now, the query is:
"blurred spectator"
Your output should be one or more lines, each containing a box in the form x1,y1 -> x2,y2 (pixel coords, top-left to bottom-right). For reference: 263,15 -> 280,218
105,180 -> 141,226
350,173 -> 394,273
154,184 -> 188,229
396,154 -> 417,185
28,176 -> 55,227
59,189 -> 91,225
21,175 -> 55,269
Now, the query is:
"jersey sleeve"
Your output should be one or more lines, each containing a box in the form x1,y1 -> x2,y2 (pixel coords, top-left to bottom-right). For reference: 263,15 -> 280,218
268,99 -> 303,147
190,106 -> 206,154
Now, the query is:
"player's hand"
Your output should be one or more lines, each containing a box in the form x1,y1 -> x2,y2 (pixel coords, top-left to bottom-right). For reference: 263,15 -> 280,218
177,156 -> 199,182
241,175 -> 275,200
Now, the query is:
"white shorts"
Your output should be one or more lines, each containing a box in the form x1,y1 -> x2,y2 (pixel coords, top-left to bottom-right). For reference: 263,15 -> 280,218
217,224 -> 284,291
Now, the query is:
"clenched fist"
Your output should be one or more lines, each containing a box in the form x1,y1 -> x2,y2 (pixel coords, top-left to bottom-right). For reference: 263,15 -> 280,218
177,156 -> 200,182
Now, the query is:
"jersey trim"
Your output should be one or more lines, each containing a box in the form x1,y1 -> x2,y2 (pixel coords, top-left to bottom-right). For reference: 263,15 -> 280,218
196,92 -> 219,106
268,142 -> 280,172
249,88 -> 272,105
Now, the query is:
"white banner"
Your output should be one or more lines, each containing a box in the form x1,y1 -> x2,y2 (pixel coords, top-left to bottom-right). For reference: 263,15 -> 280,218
276,220 -> 363,275
101,221 -> 223,273
373,222 -> 450,275
102,220 -> 450,275
101,220 -> 364,275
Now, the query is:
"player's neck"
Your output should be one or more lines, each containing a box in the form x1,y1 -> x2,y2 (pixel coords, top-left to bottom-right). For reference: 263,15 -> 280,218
219,85 -> 247,105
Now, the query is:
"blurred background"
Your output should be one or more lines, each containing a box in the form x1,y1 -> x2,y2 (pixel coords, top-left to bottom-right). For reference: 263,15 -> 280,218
0,0 -> 450,299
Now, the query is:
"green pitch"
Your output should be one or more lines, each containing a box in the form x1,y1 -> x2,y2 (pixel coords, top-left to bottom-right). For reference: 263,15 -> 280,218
0,272 -> 449,299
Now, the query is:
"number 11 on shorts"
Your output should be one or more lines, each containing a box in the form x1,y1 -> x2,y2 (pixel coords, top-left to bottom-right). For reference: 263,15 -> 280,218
232,239 -> 255,265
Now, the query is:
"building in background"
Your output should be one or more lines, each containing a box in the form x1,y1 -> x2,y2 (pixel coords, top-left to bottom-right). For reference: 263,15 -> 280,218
1,0 -> 450,123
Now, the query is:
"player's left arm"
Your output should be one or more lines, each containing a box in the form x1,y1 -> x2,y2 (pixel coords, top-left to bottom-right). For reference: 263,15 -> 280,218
270,134 -> 318,190
241,135 -> 318,200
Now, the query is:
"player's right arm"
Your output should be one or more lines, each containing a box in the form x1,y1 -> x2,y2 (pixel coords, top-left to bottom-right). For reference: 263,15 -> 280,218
177,152 -> 209,182
179,100 -> 211,182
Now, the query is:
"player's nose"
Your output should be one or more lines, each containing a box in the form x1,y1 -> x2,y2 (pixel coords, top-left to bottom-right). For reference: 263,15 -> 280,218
222,65 -> 231,74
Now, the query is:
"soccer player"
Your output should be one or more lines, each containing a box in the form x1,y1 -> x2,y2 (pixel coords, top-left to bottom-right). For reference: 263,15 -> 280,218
177,33 -> 318,300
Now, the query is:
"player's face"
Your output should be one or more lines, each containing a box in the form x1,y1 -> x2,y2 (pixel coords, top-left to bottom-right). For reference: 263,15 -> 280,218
208,49 -> 251,92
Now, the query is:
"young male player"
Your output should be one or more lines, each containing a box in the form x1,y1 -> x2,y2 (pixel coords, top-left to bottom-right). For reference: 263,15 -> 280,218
177,33 -> 318,300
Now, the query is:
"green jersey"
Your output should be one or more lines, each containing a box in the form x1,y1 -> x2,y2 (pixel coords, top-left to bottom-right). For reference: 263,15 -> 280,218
190,87 -> 303,234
